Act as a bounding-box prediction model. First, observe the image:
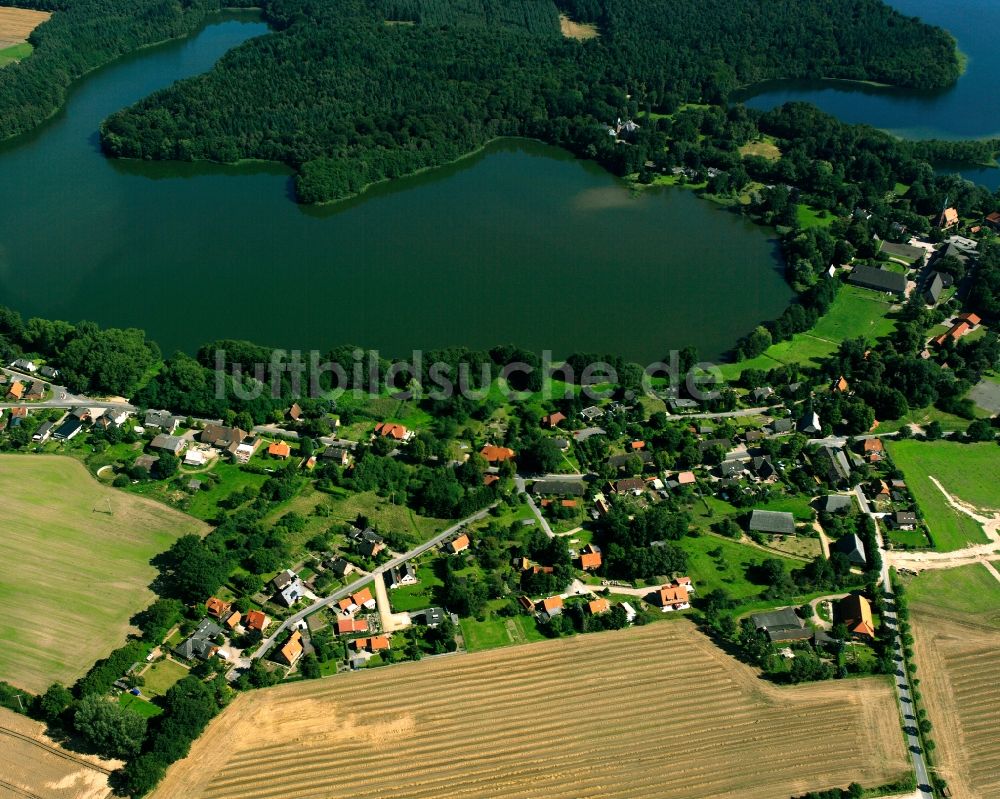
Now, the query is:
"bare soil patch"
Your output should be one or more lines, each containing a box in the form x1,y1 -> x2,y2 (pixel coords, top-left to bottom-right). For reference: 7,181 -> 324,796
152,622 -> 908,799
559,14 -> 599,40
0,7 -> 50,49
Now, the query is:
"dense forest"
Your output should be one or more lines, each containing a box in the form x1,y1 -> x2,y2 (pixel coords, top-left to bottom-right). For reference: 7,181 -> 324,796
94,0 -> 962,202
0,0 -> 260,142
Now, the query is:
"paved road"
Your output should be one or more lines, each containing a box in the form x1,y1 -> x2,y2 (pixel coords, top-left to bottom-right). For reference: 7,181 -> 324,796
251,504 -> 496,660
515,475 -> 554,539
854,485 -> 934,799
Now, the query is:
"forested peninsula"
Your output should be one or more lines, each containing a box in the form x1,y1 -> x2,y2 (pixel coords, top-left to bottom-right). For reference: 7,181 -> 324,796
87,0 -> 960,203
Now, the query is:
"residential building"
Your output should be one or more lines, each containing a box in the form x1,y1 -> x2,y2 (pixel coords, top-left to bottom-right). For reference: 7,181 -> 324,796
267,441 -> 291,459
938,206 -> 959,229
893,511 -> 918,531
374,422 -> 411,441
385,563 -> 417,589
144,409 -> 181,433
578,544 -> 602,571
151,434 -> 185,456
838,594 -> 875,638
649,584 -> 690,612
586,598 -> 610,615
32,421 -> 54,443
924,272 -> 944,305
448,534 -> 470,554
410,607 -> 446,627
174,618 -> 224,661
351,587 -> 376,610
797,411 -> 821,435
278,631 -> 304,667
336,618 -> 369,635
244,610 -> 269,633
821,494 -> 854,514
200,424 -> 246,450
52,417 -> 83,441
541,411 -> 566,428
480,444 -> 515,463
205,597 -> 231,618
820,446 -> 852,486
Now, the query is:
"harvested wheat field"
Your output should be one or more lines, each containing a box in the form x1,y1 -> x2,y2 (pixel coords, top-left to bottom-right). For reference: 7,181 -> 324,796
911,604 -> 1000,798
0,707 -> 117,799
153,622 -> 908,799
0,7 -> 50,48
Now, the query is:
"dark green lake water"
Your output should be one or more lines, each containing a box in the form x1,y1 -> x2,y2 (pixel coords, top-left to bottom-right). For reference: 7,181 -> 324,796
0,15 -> 794,364
736,0 -> 1000,188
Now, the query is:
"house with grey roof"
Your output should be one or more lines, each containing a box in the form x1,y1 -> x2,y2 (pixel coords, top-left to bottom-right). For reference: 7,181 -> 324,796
531,479 -> 587,496
749,509 -> 796,536
174,618 -> 224,661
832,533 -> 867,567
770,418 -> 794,434
798,411 -> 821,435
150,434 -> 185,456
924,271 -> 944,305
820,446 -> 852,486
410,607 -> 446,627
893,511 -> 918,530
144,409 -> 181,433
752,456 -> 777,480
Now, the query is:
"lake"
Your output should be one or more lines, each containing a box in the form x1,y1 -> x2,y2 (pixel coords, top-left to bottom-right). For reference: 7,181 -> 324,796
0,14 -> 792,364
735,0 -> 1000,188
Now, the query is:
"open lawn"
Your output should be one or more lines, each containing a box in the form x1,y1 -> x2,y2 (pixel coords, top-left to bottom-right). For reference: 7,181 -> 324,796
680,532 -> 801,601
460,613 -> 546,651
0,41 -> 31,67
140,657 -> 189,698
0,455 -> 206,692
0,707 -> 116,799
150,622 -> 909,799
720,287 -> 894,380
386,563 -> 444,612
886,440 -> 997,551
323,489 -> 452,546
910,569 -> 1000,797
795,203 -> 835,229
738,137 -> 781,161
903,563 -> 1000,628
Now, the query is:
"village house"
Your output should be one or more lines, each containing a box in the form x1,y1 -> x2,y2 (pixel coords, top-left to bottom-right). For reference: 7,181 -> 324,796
9,359 -> 37,374
933,312 -> 982,347
174,618 -> 224,661
863,438 -> 884,463
410,607 -> 447,627
923,272 -> 944,305
448,533 -> 470,554
321,446 -> 350,467
838,594 -> 875,638
205,597 -> 231,618
648,584 -> 690,612
267,441 -> 291,459
985,211 -> 1000,231
336,618 -> 369,635
580,405 -> 604,422
586,598 -> 610,615
150,434 -> 186,456
374,422 -> 412,441
480,444 -> 515,464
577,544 -> 602,571
24,381 -> 45,401
6,380 -> 24,400
144,409 -> 182,433
938,206 -> 959,230
325,557 -> 356,577
541,411 -> 566,428
277,631 -> 304,667
353,528 -> 386,558
537,595 -> 564,621
351,587 -> 377,611
32,420 -> 54,443
271,570 -> 306,607
244,610 -> 269,633
797,411 -> 821,435
820,446 -> 852,487
820,494 -> 854,514
384,563 -> 417,589
52,416 -> 83,441
201,424 -> 247,451
287,403 -> 303,421
353,635 -> 391,654
893,511 -> 918,531
132,454 -> 157,474
609,477 -> 645,497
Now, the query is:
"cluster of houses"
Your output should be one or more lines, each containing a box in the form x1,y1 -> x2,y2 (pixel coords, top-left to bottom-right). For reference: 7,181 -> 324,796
751,592 -> 875,646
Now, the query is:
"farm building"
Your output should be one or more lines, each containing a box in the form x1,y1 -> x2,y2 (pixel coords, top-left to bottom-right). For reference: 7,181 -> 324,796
749,509 -> 796,536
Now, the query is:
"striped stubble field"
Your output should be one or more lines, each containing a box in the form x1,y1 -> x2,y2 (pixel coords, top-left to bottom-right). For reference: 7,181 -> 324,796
153,622 -> 909,799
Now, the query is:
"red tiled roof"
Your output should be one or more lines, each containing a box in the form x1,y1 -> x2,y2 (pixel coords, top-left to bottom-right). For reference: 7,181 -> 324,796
579,552 -> 602,570
245,610 -> 268,631
267,441 -> 291,458
480,445 -> 516,463
375,422 -> 409,440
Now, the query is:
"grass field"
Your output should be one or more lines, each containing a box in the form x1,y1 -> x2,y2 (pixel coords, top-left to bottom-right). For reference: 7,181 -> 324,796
886,440 -> 996,551
0,455 -> 206,692
739,137 -> 781,161
720,286 -> 894,380
460,612 -> 546,651
0,706 -> 116,799
680,531 -> 802,600
140,658 -> 189,698
323,489 -> 452,545
0,41 -> 31,67
910,570 -> 1000,798
796,203 -> 835,228
150,622 -> 908,799
904,564 -> 1000,628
